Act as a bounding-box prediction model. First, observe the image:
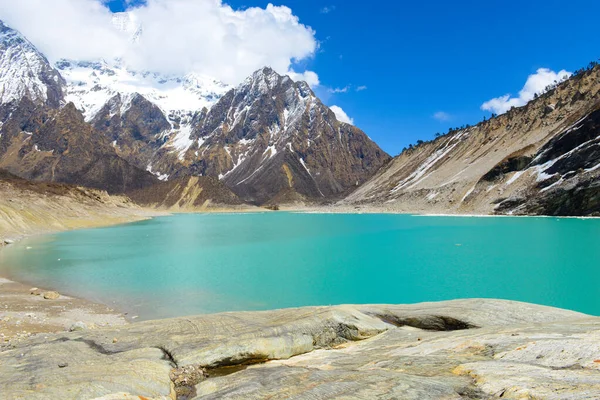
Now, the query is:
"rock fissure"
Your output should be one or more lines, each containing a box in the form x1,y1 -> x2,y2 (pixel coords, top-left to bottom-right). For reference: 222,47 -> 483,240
368,313 -> 478,331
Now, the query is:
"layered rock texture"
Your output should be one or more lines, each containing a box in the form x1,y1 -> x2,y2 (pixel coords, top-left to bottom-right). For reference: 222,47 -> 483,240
345,66 -> 600,216
2,299 -> 599,399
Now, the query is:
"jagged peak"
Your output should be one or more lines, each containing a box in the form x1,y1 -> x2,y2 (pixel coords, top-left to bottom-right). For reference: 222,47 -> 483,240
239,66 -> 283,94
238,66 -> 315,100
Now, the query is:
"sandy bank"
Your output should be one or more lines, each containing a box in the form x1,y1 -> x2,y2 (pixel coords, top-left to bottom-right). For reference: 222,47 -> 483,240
0,277 -> 127,346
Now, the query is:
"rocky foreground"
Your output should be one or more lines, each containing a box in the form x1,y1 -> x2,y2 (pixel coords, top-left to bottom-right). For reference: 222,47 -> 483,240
1,299 -> 599,399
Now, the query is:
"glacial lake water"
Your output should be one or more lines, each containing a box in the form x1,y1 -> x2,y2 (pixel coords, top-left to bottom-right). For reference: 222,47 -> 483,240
1,213 -> 599,320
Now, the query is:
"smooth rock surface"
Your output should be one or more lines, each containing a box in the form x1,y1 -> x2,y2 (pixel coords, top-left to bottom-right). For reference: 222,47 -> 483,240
1,299 -> 599,399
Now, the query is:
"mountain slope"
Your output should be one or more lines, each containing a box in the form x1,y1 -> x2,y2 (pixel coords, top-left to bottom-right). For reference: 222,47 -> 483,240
344,65 -> 600,216
0,99 -> 158,194
190,67 -> 391,204
127,176 -> 246,210
0,169 -> 153,239
0,21 -> 64,108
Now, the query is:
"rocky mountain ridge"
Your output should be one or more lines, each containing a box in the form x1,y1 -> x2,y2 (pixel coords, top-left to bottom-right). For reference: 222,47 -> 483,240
344,64 -> 600,216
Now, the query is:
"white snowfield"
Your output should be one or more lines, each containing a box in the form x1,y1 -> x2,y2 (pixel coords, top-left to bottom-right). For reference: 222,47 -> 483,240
58,59 -> 230,123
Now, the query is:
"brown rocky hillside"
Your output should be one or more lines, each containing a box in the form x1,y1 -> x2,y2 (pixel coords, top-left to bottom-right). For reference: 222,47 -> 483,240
344,65 -> 600,216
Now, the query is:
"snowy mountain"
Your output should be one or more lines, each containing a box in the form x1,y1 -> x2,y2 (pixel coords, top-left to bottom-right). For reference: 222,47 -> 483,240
0,21 -> 64,107
87,66 -> 390,203
111,12 -> 143,43
56,59 -> 230,122
54,59 -> 231,183
0,18 -> 390,204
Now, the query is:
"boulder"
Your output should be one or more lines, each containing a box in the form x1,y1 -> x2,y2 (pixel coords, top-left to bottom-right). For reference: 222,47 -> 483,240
42,291 -> 60,300
68,322 -> 88,332
30,288 -> 42,296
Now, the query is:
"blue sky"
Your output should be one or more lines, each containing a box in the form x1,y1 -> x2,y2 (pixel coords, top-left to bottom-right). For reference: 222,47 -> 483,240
105,0 -> 599,155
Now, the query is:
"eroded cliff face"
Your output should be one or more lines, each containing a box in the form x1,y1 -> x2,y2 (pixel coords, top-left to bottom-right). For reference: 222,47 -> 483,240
344,66 -> 600,216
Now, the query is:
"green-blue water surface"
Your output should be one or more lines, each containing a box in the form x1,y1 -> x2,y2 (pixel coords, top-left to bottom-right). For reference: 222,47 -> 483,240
0,213 -> 599,320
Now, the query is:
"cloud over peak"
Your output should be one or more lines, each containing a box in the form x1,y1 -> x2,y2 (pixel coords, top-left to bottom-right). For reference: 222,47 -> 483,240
330,105 -> 354,125
0,0 -> 319,85
481,68 -> 571,115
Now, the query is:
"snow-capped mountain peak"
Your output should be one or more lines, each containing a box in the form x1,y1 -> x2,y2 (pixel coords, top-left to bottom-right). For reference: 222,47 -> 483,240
56,58 -> 231,122
0,20 -> 65,107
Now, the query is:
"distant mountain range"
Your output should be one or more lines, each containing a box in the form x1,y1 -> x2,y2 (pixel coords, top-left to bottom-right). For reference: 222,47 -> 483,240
0,18 -> 390,205
0,17 -> 597,215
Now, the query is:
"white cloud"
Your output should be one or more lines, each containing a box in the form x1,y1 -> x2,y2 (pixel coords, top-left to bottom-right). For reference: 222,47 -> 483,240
356,85 -> 367,92
320,6 -> 336,14
0,0 -> 127,61
0,0 -> 319,85
433,111 -> 451,121
481,68 -> 572,114
330,105 -> 354,125
328,86 -> 350,93
287,70 -> 320,87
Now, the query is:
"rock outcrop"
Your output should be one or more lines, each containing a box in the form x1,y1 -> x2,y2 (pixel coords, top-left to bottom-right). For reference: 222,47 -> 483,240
1,299 -> 598,399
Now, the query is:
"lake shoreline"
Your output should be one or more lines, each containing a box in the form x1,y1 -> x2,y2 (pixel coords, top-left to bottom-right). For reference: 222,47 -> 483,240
1,203 -> 598,339
2,208 -> 600,398
0,204 -> 286,338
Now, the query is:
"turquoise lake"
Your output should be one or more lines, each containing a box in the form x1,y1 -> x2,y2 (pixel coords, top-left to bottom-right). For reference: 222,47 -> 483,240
1,213 -> 599,320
